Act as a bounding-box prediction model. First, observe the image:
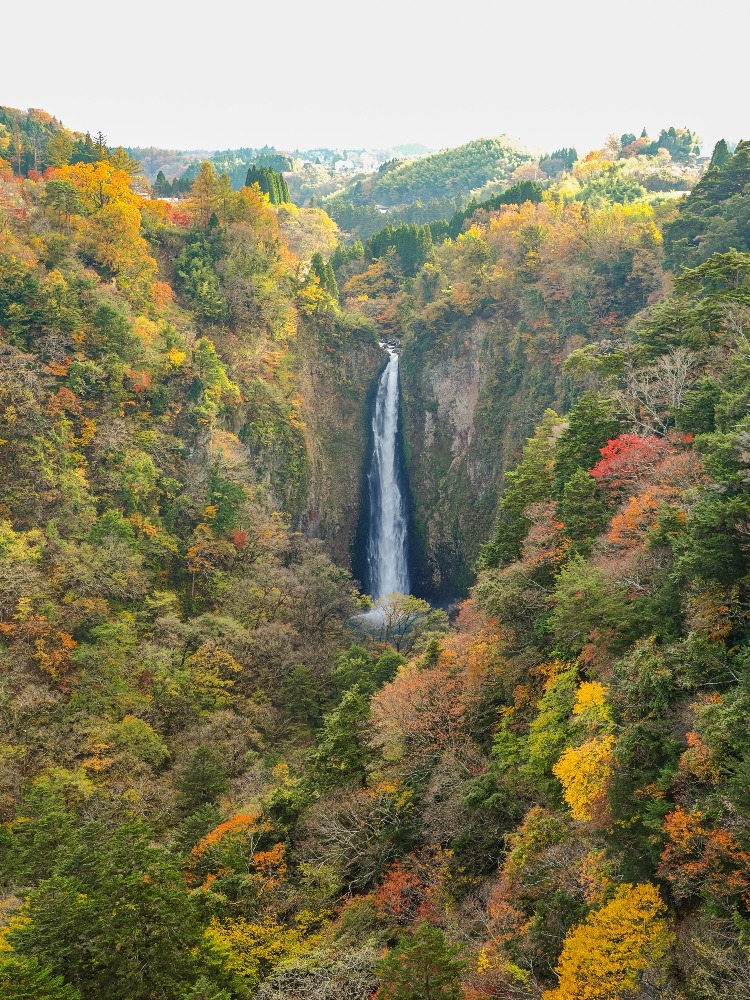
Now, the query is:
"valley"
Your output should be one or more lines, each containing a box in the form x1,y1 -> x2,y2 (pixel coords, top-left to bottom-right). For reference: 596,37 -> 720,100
1,103 -> 750,1000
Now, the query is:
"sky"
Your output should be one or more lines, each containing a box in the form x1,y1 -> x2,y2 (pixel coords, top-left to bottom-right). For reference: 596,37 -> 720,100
2,0 -> 746,156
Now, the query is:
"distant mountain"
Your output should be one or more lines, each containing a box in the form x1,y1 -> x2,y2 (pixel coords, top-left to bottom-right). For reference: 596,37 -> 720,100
124,146 -> 213,182
359,135 -> 535,206
322,135 -> 536,236
125,142 -> 431,190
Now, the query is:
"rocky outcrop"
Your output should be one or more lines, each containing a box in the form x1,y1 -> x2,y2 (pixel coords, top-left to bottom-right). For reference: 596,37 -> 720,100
293,316 -> 383,571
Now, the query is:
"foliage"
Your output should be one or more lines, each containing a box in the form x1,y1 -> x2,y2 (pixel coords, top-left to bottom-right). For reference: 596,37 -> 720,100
245,166 -> 290,206
552,735 -> 616,821
6,823 -> 201,1000
376,921 -> 465,1000
3,106 -> 750,1000
479,409 -> 564,569
0,954 -> 81,1000
324,136 -> 536,235
664,139 -> 750,269
544,883 -> 673,999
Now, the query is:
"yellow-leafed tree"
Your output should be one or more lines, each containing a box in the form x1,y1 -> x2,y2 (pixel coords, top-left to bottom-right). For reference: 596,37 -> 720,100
544,883 -> 673,1000
552,734 -> 615,821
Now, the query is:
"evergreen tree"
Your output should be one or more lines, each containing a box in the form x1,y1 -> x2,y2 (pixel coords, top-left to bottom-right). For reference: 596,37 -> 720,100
364,223 -> 434,277
664,140 -> 750,269
709,139 -> 730,171
70,131 -> 98,165
206,467 -> 246,532
478,409 -> 564,568
178,746 -> 228,813
0,781 -> 77,885
9,823 -> 199,1000
0,955 -> 80,1000
93,131 -> 108,160
43,179 -> 84,232
309,686 -> 375,789
183,978 -> 232,1000
153,170 -> 170,197
244,165 -> 290,204
559,467 -> 608,553
310,252 -> 339,299
281,663 -> 324,726
175,803 -> 224,853
553,390 -> 621,495
376,922 -> 465,1000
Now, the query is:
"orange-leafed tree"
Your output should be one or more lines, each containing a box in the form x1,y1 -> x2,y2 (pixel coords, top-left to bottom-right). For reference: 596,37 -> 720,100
658,805 -> 750,909
371,652 -> 465,769
591,434 -> 673,497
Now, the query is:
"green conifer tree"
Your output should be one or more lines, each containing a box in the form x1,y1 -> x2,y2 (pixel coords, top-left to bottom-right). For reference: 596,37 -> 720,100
478,409 -> 564,568
309,686 -> 375,789
553,391 -> 621,495
0,955 -> 80,1000
376,922 -> 465,1000
559,467 -> 608,553
178,746 -> 228,813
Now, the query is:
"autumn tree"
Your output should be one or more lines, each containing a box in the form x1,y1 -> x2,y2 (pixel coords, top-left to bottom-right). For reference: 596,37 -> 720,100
553,735 -> 616,822
190,162 -> 221,228
544,883 -> 673,1000
367,593 -> 448,654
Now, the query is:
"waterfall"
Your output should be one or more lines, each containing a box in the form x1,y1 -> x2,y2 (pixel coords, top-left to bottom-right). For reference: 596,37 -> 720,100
365,345 -> 410,599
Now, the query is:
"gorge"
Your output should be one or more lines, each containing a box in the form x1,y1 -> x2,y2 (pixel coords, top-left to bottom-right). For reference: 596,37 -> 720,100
2,102 -> 750,1000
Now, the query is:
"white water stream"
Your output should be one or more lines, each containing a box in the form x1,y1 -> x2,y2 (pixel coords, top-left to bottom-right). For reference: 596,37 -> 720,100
365,345 -> 410,598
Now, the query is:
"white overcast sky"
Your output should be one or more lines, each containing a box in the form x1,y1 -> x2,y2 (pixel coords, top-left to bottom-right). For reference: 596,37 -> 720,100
2,0 -> 746,155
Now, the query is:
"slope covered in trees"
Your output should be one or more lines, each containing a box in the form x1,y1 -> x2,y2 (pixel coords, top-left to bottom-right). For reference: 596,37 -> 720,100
323,136 -> 537,236
2,110 -> 750,1000
664,138 -> 750,268
353,137 -> 535,206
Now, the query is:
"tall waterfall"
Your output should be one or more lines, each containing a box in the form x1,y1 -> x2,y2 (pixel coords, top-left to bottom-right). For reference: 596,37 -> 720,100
365,345 -> 410,598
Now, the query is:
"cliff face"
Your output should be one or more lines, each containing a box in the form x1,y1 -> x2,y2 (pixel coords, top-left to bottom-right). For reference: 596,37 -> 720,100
299,203 -> 665,596
293,316 -> 383,571
401,314 -> 563,598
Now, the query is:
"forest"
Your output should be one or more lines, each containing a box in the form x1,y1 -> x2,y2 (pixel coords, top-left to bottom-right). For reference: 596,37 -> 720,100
1,103 -> 750,999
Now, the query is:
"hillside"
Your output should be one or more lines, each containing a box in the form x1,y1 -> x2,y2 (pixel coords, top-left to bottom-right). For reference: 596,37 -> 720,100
2,112 -> 750,1000
323,135 -> 537,236
352,136 -> 535,206
0,106 -> 108,174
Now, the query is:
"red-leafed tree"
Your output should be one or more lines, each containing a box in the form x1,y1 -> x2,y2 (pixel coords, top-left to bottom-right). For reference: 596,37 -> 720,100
591,434 -> 674,495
